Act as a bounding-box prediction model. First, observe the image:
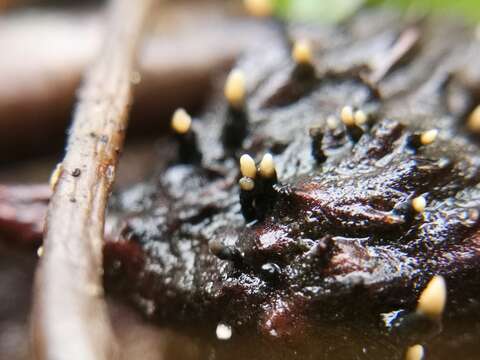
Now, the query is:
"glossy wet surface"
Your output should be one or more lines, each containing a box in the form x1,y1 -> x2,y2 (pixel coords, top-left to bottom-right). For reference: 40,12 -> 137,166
102,9 -> 480,360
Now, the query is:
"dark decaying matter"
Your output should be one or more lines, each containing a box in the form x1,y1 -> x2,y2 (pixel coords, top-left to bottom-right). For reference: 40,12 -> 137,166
100,10 -> 480,358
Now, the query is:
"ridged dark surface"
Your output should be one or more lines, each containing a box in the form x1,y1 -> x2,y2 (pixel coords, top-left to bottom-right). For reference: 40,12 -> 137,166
104,10 -> 480,359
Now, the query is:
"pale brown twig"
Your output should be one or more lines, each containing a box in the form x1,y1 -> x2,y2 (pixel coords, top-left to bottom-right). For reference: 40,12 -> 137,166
31,0 -> 152,359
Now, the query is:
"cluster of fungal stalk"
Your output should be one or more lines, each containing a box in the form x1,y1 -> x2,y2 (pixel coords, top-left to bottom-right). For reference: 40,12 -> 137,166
169,41 -> 440,224
339,106 -> 432,217
171,66 -> 250,157
36,2 -> 478,353
335,105 -> 372,143
340,105 -> 369,128
238,153 -> 277,222
163,14 -> 452,349
170,63 -> 280,224
339,104 -> 439,149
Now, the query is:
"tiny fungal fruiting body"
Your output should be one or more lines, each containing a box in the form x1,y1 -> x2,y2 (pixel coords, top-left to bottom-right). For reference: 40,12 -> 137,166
243,0 -> 273,17
103,13 -> 480,359
224,69 -> 247,110
171,108 -> 202,163
353,109 -> 368,126
405,344 -> 424,360
222,69 -> 249,151
240,154 -> 257,178
339,106 -> 365,142
326,116 -> 339,130
258,153 -> 276,179
292,39 -> 313,66
420,129 -> 438,146
412,196 -> 427,213
37,246 -> 44,258
417,275 -> 447,319
291,39 -> 316,81
468,105 -> 480,132
408,129 -> 438,150
239,154 -> 257,221
171,108 -> 192,135
340,106 -> 355,126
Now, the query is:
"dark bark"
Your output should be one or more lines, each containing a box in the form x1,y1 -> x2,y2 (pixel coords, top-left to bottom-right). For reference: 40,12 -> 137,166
102,10 -> 480,360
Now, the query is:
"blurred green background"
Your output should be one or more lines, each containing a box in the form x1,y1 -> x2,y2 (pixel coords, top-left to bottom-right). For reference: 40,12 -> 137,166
275,0 -> 480,23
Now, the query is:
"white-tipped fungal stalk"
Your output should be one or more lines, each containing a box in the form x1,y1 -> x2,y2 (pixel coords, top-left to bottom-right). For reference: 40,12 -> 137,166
224,69 -> 247,109
468,105 -> 480,133
240,154 -> 257,179
412,195 -> 427,213
417,275 -> 447,319
354,109 -> 368,126
292,39 -> 313,66
405,344 -> 424,360
340,105 -> 355,126
258,153 -> 276,178
420,129 -> 438,145
171,108 -> 192,135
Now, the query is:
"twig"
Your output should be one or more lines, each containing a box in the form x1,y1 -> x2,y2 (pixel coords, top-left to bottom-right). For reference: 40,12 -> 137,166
31,0 -> 152,359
